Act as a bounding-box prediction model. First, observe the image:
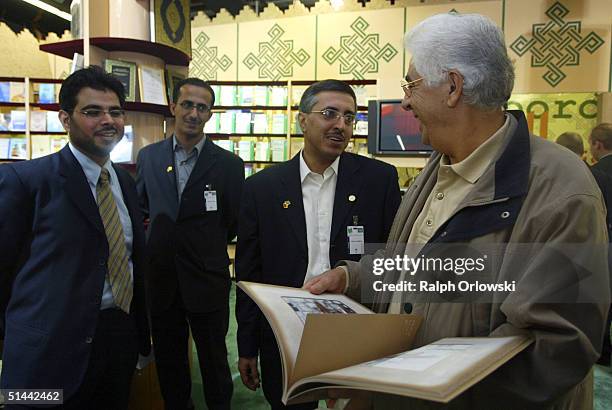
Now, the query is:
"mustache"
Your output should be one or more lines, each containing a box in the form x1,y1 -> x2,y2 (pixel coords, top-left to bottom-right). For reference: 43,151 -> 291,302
94,126 -> 118,134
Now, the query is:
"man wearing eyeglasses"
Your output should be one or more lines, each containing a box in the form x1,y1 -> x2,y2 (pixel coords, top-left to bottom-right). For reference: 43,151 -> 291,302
235,79 -> 401,409
305,13 -> 609,410
136,77 -> 243,410
0,66 -> 151,409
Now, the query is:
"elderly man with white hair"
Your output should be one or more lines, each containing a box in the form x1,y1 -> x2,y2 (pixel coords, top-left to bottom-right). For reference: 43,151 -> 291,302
306,12 -> 610,409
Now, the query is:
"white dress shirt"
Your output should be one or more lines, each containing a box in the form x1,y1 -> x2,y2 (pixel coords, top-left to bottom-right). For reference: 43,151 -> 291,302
300,151 -> 340,285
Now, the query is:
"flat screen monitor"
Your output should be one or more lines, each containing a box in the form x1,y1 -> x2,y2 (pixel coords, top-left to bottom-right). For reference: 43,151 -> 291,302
367,99 -> 432,156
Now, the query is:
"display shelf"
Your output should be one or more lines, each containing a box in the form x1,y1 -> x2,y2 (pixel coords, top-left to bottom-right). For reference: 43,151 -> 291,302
30,131 -> 66,135
213,106 -> 288,111
31,102 -> 170,117
209,133 -> 289,139
40,38 -> 191,67
0,102 -> 25,108
0,131 -> 27,135
0,159 -> 26,163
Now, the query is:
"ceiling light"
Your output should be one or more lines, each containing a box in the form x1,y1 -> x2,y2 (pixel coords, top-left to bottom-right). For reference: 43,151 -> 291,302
330,0 -> 344,11
19,0 -> 72,21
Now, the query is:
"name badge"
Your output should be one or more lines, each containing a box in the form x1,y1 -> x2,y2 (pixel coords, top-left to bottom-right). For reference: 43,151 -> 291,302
204,190 -> 218,211
347,226 -> 364,255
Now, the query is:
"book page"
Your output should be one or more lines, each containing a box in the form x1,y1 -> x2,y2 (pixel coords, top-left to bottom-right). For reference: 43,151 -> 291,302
289,336 -> 532,404
237,282 -> 373,396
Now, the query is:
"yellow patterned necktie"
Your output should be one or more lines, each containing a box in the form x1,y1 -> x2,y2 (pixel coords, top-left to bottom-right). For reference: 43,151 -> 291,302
97,168 -> 133,313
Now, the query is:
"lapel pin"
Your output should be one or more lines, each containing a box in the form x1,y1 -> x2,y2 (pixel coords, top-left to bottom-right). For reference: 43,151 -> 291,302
283,200 -> 291,209
348,195 -> 356,202
166,165 -> 173,173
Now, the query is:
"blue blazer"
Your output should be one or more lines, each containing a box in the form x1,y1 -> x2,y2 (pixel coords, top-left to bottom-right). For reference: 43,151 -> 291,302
0,146 -> 150,399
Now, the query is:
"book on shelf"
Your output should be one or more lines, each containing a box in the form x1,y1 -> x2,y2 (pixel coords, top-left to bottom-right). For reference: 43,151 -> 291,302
9,137 -> 27,159
353,85 -> 368,107
37,83 -> 57,104
104,59 -> 137,102
244,164 -> 255,178
252,113 -> 268,134
219,112 -> 236,134
50,136 -> 68,153
238,281 -> 533,406
255,141 -> 271,161
291,86 -> 306,108
237,140 -> 255,161
0,82 -> 9,102
219,86 -> 237,106
9,110 -> 26,131
110,125 -> 134,163
292,112 -> 303,135
269,86 -> 288,106
204,113 -> 219,134
138,65 -> 168,105
271,113 -> 287,134
253,86 -> 269,106
0,138 -> 9,158
213,139 -> 234,153
165,67 -> 186,104
9,82 -> 25,103
357,142 -> 369,156
31,134 -> 51,159
235,112 -> 252,134
355,113 -> 368,136
271,139 -> 288,162
0,112 -> 10,131
239,86 -> 254,106
46,112 -> 64,133
30,111 -> 47,132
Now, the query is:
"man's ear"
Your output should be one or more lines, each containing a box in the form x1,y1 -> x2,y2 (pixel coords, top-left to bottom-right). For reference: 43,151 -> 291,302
58,110 -> 71,133
169,103 -> 176,117
298,112 -> 307,133
447,71 -> 463,108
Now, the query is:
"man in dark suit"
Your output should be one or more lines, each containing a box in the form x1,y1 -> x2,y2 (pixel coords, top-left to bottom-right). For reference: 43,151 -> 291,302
0,66 -> 150,409
137,78 -> 244,410
235,80 -> 401,409
589,123 -> 612,366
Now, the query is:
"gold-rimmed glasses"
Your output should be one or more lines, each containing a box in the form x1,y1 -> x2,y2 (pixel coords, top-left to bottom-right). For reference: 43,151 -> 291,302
401,77 -> 423,96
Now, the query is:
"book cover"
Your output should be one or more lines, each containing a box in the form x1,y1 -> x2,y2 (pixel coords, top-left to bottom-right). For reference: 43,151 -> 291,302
271,113 -> 287,134
50,136 -> 68,153
30,111 -> 47,132
237,140 -> 254,161
239,86 -> 254,106
46,112 -> 64,132
219,86 -> 236,106
255,141 -> 270,161
204,112 -> 219,134
0,82 -> 10,102
38,83 -> 57,104
252,113 -> 268,134
0,112 -> 10,131
9,137 -> 27,159
253,86 -> 268,106
219,112 -> 236,134
9,82 -> 25,103
0,138 -> 10,159
9,110 -> 26,131
104,59 -> 137,102
110,125 -> 133,163
213,140 -> 234,153
271,139 -> 287,162
269,87 -> 288,106
31,134 -> 51,159
235,112 -> 252,134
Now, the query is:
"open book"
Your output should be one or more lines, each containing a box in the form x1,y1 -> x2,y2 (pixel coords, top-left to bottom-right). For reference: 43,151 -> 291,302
238,281 -> 533,405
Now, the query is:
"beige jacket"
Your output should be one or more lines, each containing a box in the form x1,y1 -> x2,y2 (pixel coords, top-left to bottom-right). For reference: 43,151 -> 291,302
344,112 -> 610,409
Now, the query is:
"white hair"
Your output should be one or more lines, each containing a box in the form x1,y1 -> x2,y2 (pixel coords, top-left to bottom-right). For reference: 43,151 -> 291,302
405,13 -> 514,110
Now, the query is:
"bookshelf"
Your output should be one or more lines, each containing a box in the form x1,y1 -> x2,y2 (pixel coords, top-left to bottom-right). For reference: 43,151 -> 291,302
0,76 -> 67,162
202,79 -> 376,177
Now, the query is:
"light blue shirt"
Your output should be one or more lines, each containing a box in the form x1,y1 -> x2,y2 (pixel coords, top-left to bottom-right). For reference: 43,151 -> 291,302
173,134 -> 206,200
69,143 -> 134,310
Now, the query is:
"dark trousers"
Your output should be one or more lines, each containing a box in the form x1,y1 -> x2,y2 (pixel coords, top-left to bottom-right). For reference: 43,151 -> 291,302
7,309 -> 139,410
260,328 -> 317,410
152,292 -> 233,410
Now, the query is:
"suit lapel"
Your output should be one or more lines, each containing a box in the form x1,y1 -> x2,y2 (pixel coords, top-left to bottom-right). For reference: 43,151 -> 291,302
330,153 -> 361,244
59,145 -> 105,234
278,155 -> 308,257
159,137 -> 178,198
183,137 -> 217,194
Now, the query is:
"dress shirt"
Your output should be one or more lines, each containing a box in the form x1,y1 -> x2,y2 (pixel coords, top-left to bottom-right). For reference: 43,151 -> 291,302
300,151 -> 340,285
68,142 -> 133,310
388,115 -> 511,313
173,134 -> 206,200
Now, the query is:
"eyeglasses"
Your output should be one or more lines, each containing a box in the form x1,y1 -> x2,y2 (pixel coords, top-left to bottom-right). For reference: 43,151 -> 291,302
401,77 -> 423,95
306,108 -> 355,125
77,109 -> 125,119
179,100 -> 210,113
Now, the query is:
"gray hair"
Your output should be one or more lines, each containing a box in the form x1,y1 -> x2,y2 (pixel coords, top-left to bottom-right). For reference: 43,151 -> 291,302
405,13 -> 514,110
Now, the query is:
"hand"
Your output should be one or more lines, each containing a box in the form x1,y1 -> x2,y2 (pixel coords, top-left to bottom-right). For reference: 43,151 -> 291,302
238,356 -> 260,391
303,267 -> 347,295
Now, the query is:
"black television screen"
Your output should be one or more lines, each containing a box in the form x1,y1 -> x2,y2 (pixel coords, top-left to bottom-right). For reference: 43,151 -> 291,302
367,99 -> 432,155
